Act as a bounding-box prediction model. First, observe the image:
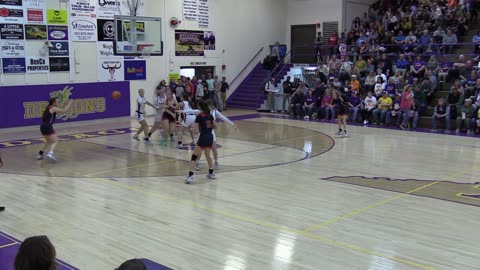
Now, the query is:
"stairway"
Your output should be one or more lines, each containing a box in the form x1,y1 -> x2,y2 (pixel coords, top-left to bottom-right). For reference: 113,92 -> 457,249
227,63 -> 293,110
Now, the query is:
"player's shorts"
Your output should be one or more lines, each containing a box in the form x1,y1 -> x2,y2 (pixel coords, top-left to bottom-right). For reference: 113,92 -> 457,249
40,124 -> 55,136
196,133 -> 214,149
136,111 -> 145,122
162,112 -> 175,123
154,111 -> 164,122
181,115 -> 196,127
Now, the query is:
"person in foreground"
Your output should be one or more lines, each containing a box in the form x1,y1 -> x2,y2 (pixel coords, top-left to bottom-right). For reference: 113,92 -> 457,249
36,98 -> 73,161
14,235 -> 57,270
117,259 -> 147,270
186,100 -> 216,184
0,153 -> 3,211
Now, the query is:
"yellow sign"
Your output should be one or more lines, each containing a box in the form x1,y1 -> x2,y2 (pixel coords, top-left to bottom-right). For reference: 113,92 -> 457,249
168,72 -> 180,81
47,9 -> 68,25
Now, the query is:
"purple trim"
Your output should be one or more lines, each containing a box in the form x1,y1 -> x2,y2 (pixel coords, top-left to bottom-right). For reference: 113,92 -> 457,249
319,176 -> 480,208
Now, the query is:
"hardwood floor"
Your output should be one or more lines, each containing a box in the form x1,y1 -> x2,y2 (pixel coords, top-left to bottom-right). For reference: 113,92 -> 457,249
0,110 -> 479,270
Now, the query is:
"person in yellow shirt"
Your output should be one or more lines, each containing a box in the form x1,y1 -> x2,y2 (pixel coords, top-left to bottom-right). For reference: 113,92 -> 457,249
350,75 -> 360,93
373,91 -> 392,125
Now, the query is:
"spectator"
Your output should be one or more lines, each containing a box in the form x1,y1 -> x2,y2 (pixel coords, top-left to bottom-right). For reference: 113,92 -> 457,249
386,94 -> 402,126
411,55 -> 426,79
117,259 -> 147,270
348,91 -> 362,123
400,85 -> 414,130
213,75 -> 222,109
355,57 -> 367,77
350,75 -> 361,93
456,99 -> 475,134
374,77 -> 386,98
374,68 -> 387,83
362,91 -> 377,124
385,78 -> 397,97
220,76 -> 229,110
432,98 -> 451,132
473,31 -> 480,55
442,29 -> 458,54
364,70 -> 377,93
422,77 -> 435,106
328,32 -> 339,56
206,73 -> 215,100
14,236 -> 57,270
328,55 -> 342,73
373,91 -> 392,125
437,56 -> 453,83
418,29 -> 430,53
282,76 -> 293,113
196,79 -> 205,100
448,86 -> 464,119
303,90 -> 316,119
265,78 -> 277,113
395,54 -> 409,77
318,89 -> 335,121
290,87 -> 305,118
414,85 -> 427,116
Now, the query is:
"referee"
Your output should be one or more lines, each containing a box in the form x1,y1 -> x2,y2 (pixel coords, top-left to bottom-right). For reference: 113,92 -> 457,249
0,154 -> 4,212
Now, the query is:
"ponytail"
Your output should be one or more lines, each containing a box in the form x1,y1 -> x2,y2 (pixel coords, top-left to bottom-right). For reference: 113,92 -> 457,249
42,98 -> 56,121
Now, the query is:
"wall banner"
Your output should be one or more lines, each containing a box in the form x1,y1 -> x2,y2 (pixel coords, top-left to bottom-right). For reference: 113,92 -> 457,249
26,56 -> 49,73
46,9 -> 67,25
2,57 -> 25,73
124,59 -> 145,80
48,41 -> 69,56
174,30 -> 204,56
49,56 -> 69,72
0,23 -> 24,39
47,25 -> 68,40
1,40 -> 24,57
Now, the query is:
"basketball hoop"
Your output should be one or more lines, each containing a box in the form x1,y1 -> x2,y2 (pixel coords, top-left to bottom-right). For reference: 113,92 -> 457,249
137,44 -> 154,58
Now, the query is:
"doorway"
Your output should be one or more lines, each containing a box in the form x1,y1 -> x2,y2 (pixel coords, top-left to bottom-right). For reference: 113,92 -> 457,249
291,24 -> 316,64
180,66 -> 215,80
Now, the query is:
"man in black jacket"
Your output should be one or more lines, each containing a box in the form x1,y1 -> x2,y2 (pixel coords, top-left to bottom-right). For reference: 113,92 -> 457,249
282,76 -> 293,113
290,87 -> 305,118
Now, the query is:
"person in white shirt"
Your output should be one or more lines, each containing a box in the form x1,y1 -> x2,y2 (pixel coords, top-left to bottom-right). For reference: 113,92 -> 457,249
196,80 -> 205,100
147,88 -> 167,139
265,78 -> 279,112
133,88 -> 156,143
176,93 -> 197,148
361,91 -> 378,124
374,68 -> 387,82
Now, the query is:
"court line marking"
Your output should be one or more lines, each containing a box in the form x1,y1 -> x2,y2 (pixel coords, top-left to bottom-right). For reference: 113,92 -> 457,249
0,242 -> 18,249
89,177 -> 434,270
303,166 -> 480,233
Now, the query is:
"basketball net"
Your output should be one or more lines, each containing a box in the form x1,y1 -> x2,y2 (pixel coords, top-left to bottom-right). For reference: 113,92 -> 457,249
127,0 -> 140,16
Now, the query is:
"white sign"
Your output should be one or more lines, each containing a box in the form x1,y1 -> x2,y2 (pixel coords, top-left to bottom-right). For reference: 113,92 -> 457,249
1,40 -> 25,57
26,56 -> 49,73
97,41 -> 124,81
0,5 -> 25,24
70,18 -> 97,41
96,0 -> 120,19
198,0 -> 209,28
183,0 -> 197,21
24,0 -> 46,24
23,0 -> 47,9
69,0 -> 96,18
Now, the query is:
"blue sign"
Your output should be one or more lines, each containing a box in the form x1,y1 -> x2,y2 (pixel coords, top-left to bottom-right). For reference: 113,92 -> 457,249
49,41 -> 69,56
124,60 -> 146,80
2,57 -> 25,73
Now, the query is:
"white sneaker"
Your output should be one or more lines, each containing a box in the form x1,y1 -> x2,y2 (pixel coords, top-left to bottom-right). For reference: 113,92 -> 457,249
36,154 -> 43,160
335,130 -> 342,136
176,144 -> 183,149
208,172 -> 216,179
133,134 -> 140,141
363,120 -> 368,124
144,139 -> 152,144
195,163 -> 200,171
342,132 -> 349,137
185,174 -> 194,184
214,161 -> 220,170
46,153 -> 56,161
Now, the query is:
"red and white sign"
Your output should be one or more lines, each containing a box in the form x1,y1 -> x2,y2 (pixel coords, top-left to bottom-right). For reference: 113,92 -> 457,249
27,9 -> 44,24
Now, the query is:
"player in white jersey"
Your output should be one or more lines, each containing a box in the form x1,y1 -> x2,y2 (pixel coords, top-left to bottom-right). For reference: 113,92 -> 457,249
133,88 -> 155,143
147,88 -> 167,139
176,93 -> 197,148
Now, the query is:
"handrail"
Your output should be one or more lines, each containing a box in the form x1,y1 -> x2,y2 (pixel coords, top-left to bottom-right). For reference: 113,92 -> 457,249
229,46 -> 264,86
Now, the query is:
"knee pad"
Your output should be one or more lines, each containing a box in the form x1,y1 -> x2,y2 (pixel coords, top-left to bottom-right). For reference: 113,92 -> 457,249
191,154 -> 198,161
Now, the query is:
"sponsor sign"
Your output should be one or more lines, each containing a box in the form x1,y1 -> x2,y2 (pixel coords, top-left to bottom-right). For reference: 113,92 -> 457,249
1,40 -> 24,57
2,57 -> 25,73
49,56 -> 69,72
26,56 -> 48,73
0,81 -> 130,128
47,25 -> 68,40
0,23 -> 23,39
23,0 -> 46,9
26,9 -> 45,24
70,18 -> 97,41
97,18 -> 114,41
124,60 -> 146,80
0,6 -> 24,23
97,41 -> 123,81
97,0 -> 119,19
49,41 -> 69,56
0,0 -> 22,6
25,24 -> 46,39
46,9 -> 67,25
69,0 -> 96,18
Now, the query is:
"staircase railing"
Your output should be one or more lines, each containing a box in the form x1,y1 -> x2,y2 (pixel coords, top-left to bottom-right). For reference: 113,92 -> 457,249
228,46 -> 264,94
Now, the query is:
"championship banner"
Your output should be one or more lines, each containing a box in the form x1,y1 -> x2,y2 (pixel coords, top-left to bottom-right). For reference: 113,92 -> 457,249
49,41 -> 69,56
97,18 -> 114,41
0,6 -> 24,24
174,30 -> 204,56
0,23 -> 24,39
1,40 -> 24,57
204,31 -> 215,50
46,9 -> 67,25
124,59 -> 146,80
24,0 -> 46,25
47,25 -> 68,40
26,56 -> 49,73
49,56 -> 69,72
0,81 -> 131,128
2,57 -> 25,73
97,0 -> 120,19
97,41 -> 123,81
25,24 -> 46,40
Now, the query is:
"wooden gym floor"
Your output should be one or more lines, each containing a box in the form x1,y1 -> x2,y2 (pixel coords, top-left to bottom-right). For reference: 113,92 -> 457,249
0,109 -> 479,270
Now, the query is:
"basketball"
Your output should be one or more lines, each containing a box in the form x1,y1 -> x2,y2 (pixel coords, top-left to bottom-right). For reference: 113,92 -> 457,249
112,91 -> 121,100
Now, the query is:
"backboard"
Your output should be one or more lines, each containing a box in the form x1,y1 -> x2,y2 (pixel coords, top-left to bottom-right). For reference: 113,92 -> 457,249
113,15 -> 163,57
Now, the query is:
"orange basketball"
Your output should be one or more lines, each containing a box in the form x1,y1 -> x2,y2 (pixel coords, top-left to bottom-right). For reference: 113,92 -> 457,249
112,91 -> 121,100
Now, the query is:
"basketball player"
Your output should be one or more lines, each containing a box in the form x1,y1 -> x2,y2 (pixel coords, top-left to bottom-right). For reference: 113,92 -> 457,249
333,91 -> 349,137
186,100 -> 216,184
146,88 -> 167,138
133,88 -> 156,143
159,91 -> 177,146
176,93 -> 197,148
36,98 -> 73,161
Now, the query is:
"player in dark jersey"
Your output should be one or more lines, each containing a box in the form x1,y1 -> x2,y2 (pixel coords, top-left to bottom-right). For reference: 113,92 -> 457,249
186,100 -> 215,184
332,91 -> 349,137
36,97 -> 73,161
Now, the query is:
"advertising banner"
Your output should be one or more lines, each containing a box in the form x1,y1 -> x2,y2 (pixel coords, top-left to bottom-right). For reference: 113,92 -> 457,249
0,23 -> 23,39
26,56 -> 49,73
48,41 -> 69,56
0,6 -> 24,23
23,0 -> 46,9
25,24 -> 46,39
1,40 -> 24,57
97,41 -> 123,81
174,30 -> 204,56
0,81 -> 131,128
26,9 -> 45,24
0,0 -> 22,5
47,25 -> 68,40
96,0 -> 120,19
46,9 -> 67,25
49,56 -> 69,72
70,18 -> 97,41
2,57 -> 25,73
69,0 -> 96,18
97,18 -> 114,41
124,60 -> 145,80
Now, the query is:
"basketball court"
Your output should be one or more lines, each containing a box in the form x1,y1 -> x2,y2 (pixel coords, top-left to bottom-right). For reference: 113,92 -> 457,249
1,110 -> 479,269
